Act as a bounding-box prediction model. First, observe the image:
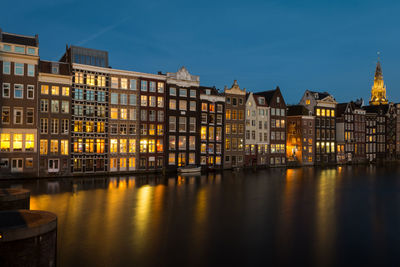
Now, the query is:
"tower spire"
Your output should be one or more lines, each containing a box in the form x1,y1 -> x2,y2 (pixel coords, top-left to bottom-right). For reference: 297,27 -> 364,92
369,54 -> 388,105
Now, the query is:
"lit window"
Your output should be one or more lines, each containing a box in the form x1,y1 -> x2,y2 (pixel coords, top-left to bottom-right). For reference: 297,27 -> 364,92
157,82 -> 164,93
149,139 -> 155,152
62,87 -> 70,96
61,140 -> 68,155
120,139 -> 127,153
121,78 -> 128,89
40,140 -> 48,155
0,134 -> 11,151
120,109 -> 128,120
2,107 -> 10,124
13,134 -> 23,151
50,140 -> 59,153
111,77 -> 119,88
169,153 -> 175,165
129,139 -> 136,153
25,134 -> 34,151
110,139 -> 118,153
111,108 -> 118,119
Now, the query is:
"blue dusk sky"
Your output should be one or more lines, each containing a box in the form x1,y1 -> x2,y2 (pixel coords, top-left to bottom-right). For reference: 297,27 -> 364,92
2,0 -> 400,104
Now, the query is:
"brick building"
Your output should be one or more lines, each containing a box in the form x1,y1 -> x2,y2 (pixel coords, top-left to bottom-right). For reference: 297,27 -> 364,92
38,60 -> 72,176
199,86 -> 225,169
165,67 -> 199,170
224,80 -> 246,168
286,105 -> 314,166
336,101 -> 366,164
255,87 -> 287,167
300,90 -> 337,165
0,30 -> 39,175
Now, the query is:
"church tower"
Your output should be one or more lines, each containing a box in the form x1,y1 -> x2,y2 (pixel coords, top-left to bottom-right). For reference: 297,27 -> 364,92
369,59 -> 388,105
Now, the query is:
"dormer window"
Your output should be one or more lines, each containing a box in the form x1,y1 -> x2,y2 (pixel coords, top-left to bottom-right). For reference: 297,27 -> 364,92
314,93 -> 318,99
206,89 -> 210,95
258,98 -> 265,105
277,96 -> 280,103
51,63 -> 59,74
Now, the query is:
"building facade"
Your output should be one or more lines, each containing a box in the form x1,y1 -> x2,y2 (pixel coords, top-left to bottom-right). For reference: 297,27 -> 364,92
300,90 -> 337,165
199,86 -> 225,169
0,31 -> 39,175
165,67 -> 199,170
255,87 -> 286,167
38,60 -> 72,176
245,93 -> 270,166
224,80 -> 246,168
336,101 -> 366,164
286,105 -> 314,166
365,112 -> 377,162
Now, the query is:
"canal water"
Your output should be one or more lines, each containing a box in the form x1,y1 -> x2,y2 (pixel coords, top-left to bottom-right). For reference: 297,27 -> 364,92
2,166 -> 400,266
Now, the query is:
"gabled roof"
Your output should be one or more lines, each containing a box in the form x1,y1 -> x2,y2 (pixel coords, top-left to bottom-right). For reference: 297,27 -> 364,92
254,86 -> 281,105
307,90 -> 334,101
287,105 -> 310,116
199,86 -> 223,96
336,103 -> 350,117
0,31 -> 38,47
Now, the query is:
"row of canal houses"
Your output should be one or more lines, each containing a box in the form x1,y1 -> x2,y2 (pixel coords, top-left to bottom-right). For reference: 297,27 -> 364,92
0,30 -> 399,177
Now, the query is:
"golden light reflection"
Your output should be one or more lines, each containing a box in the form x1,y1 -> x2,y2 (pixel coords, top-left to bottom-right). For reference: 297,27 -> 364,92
133,185 -> 154,252
314,168 -> 337,266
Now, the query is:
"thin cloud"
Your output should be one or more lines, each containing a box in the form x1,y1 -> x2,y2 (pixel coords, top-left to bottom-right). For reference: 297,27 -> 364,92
77,16 -> 130,46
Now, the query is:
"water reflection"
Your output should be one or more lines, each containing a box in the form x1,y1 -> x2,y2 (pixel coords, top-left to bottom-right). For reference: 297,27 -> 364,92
4,166 -> 400,266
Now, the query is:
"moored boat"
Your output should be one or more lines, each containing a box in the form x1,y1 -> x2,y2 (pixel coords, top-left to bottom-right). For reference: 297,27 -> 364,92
178,165 -> 201,173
